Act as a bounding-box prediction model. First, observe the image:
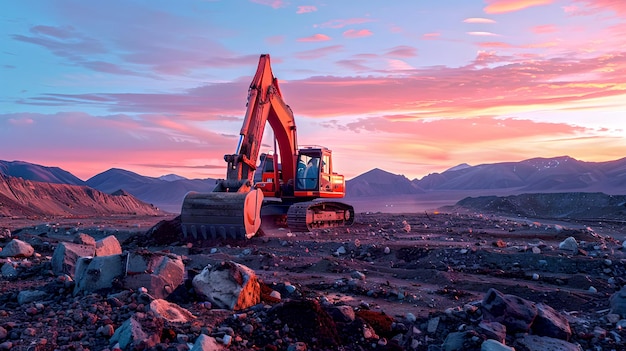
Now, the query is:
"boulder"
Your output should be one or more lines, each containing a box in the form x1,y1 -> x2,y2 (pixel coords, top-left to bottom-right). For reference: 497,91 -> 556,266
481,339 -> 515,351
514,334 -> 581,351
123,251 -> 184,299
149,299 -> 195,323
477,321 -> 506,344
0,228 -> 11,241
95,235 -> 122,256
51,242 -> 96,276
1,263 -> 17,278
73,233 -> 96,246
0,239 -> 34,258
17,290 -> 48,305
442,330 -> 483,351
190,334 -> 224,351
558,236 -> 578,253
192,261 -> 261,310
610,285 -> 626,318
109,315 -> 161,351
73,254 -> 125,295
532,302 -> 572,340
481,288 -> 538,334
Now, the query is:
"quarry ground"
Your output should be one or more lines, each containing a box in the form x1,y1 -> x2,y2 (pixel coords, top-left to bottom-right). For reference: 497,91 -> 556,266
1,205 -> 626,350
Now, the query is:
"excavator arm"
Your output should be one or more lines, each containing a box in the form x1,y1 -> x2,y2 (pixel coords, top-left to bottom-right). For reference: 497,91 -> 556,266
181,54 -> 299,239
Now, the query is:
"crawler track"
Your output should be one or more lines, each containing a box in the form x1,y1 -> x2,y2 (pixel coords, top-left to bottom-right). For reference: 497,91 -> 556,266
287,200 -> 355,232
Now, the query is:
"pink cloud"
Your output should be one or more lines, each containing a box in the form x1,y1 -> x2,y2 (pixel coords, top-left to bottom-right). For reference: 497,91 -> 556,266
250,0 -> 287,9
316,18 -> 375,29
467,31 -> 500,36
343,29 -> 373,39
573,0 -> 626,16
265,35 -> 285,45
463,18 -> 496,23
477,41 -> 514,48
422,32 -> 441,40
297,6 -> 317,14
386,46 -> 418,58
484,0 -> 554,14
532,24 -> 557,33
295,45 -> 343,59
297,34 -> 331,42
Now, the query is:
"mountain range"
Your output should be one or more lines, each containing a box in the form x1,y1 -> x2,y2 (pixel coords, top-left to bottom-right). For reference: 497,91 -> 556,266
0,156 -> 625,216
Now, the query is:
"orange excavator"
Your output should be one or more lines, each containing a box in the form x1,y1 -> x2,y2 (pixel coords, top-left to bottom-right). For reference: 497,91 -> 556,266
180,54 -> 354,240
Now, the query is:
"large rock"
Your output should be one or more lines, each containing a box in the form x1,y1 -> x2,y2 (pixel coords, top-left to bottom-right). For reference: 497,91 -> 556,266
73,254 -> 126,295
0,239 -> 34,258
109,315 -> 161,350
481,339 -> 515,351
192,261 -> 261,311
95,235 -> 122,256
149,299 -> 195,323
17,290 -> 48,305
532,302 -> 572,340
481,288 -> 538,334
123,251 -> 184,299
51,242 -> 96,276
514,335 -> 581,351
190,334 -> 224,351
610,285 -> 626,318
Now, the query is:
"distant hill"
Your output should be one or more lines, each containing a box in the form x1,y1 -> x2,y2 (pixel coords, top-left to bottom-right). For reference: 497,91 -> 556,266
346,168 -> 422,197
2,156 -> 625,215
0,160 -> 85,185
443,192 -> 626,221
0,174 -> 164,218
414,156 -> 626,194
86,168 -> 217,213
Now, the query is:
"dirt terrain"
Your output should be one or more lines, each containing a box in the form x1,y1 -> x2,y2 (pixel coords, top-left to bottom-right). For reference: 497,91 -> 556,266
0,207 -> 625,350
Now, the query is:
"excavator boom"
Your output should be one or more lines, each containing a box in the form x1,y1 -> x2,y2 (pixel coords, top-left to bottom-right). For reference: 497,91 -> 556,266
180,54 -> 353,240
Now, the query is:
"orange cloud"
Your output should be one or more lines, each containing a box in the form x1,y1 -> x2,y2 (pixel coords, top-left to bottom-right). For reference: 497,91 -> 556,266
484,0 -> 554,14
297,34 -> 331,42
343,29 -> 373,39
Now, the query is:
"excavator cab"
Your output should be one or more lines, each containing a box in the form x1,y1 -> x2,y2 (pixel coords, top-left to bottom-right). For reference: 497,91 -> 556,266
294,146 -> 345,198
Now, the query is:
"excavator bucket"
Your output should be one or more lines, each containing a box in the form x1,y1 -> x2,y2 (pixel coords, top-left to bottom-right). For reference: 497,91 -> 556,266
180,189 -> 264,240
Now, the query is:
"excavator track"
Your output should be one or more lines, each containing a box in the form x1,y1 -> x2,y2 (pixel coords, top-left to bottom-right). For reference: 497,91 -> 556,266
286,201 -> 355,232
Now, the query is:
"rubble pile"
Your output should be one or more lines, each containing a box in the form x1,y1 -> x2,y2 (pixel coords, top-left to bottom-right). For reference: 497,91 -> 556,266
0,211 -> 624,350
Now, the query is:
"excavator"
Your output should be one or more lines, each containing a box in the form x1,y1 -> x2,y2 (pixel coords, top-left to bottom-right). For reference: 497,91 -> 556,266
180,54 -> 354,240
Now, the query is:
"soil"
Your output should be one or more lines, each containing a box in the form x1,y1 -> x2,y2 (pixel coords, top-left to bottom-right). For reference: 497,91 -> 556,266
0,208 -> 625,350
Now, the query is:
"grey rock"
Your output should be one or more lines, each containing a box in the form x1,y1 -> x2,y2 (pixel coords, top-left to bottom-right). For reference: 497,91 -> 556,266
558,237 -> 578,253
327,305 -> 355,323
17,290 -> 48,305
95,235 -> 122,256
481,339 -> 514,351
123,251 -> 184,299
1,263 -> 17,278
481,288 -> 538,333
190,333 -> 224,351
192,261 -> 260,311
532,302 -> 572,340
610,285 -> 626,318
477,321 -> 506,344
514,334 -> 582,351
73,233 -> 96,246
0,239 -> 34,258
109,315 -> 159,350
73,254 -> 125,295
51,242 -> 95,276
0,228 -> 11,240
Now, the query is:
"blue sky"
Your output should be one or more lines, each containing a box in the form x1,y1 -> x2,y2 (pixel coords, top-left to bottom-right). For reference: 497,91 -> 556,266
2,0 -> 625,180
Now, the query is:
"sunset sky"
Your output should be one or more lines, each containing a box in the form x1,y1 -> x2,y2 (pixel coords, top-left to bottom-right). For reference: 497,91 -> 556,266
2,0 -> 625,181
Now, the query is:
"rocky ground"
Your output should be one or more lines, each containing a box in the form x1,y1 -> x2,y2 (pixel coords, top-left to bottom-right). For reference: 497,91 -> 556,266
0,209 -> 626,351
